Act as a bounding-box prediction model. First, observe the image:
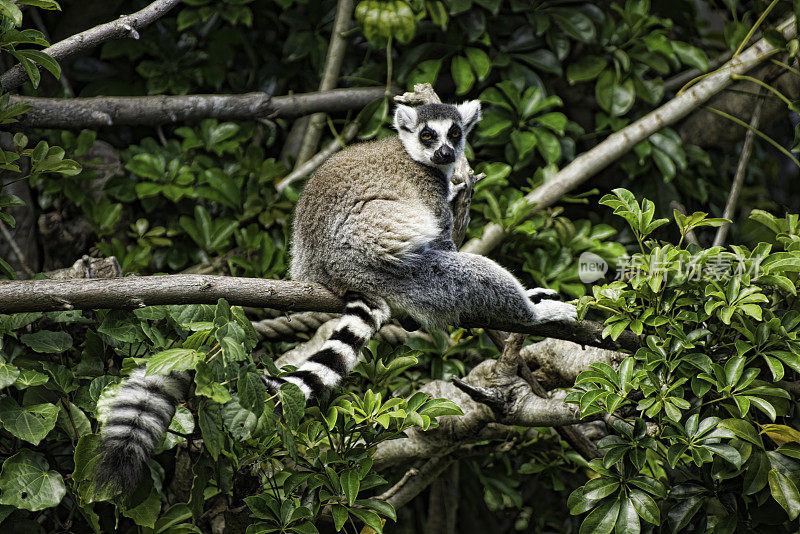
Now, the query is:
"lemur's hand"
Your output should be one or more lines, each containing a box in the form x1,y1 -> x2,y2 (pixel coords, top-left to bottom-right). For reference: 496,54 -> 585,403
528,290 -> 577,324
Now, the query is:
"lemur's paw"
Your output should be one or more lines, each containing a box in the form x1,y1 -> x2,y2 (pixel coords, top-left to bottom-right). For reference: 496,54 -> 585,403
531,299 -> 577,324
526,287 -> 561,303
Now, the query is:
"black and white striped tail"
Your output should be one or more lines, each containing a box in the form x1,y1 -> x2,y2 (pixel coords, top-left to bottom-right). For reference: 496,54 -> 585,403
96,368 -> 190,491
262,295 -> 390,400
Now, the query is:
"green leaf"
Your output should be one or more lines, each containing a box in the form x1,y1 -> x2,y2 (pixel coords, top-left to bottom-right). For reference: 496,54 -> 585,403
579,500 -> 620,534
13,49 -> 61,79
551,9 -> 596,43
720,418 -> 764,448
510,130 -> 537,161
341,469 -> 360,506
281,382 -> 306,429
672,41 -> 709,71
198,401 -> 225,460
0,450 -> 65,511
583,477 -> 620,500
146,348 -> 199,375
567,55 -> 607,83
0,398 -> 58,445
20,330 -> 73,353
0,0 -> 23,26
0,359 -> 20,389
123,488 -> 161,528
615,496 -> 640,534
238,370 -> 267,417
331,504 -> 348,531
349,508 -> 383,533
595,72 -> 635,116
769,469 -> 800,520
451,55 -> 475,95
465,47 -> 491,81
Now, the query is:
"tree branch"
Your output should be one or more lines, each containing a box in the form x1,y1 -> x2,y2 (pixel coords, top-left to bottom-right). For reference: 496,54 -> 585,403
461,16 -> 796,256
275,121 -> 360,193
293,0 -> 355,166
712,92 -> 765,247
0,274 -> 638,351
372,338 -> 621,468
0,0 -> 182,91
9,87 -> 390,129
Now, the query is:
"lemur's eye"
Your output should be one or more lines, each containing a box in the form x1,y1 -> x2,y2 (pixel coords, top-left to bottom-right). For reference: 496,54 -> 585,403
449,128 -> 461,139
420,131 -> 433,141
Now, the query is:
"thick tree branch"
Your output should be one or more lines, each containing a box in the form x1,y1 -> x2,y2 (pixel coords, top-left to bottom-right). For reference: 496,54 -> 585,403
0,0 -> 181,91
0,274 -> 638,351
461,17 -> 796,256
9,87 -> 390,129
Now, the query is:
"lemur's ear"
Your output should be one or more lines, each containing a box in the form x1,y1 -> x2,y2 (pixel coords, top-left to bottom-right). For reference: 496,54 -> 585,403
456,100 -> 482,134
394,105 -> 417,132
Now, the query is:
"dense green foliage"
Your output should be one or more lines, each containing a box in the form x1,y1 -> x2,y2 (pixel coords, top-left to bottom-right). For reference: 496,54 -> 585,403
0,0 -> 800,532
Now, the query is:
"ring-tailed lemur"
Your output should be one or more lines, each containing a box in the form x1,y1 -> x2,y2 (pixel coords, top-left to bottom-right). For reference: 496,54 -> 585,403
95,100 -> 576,491
262,101 -> 576,396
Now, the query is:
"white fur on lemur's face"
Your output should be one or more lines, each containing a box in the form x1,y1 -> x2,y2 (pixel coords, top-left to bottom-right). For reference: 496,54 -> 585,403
394,101 -> 481,174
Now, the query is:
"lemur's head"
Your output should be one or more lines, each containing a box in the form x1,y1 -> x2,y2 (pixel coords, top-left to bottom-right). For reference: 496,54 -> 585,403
393,101 -> 481,172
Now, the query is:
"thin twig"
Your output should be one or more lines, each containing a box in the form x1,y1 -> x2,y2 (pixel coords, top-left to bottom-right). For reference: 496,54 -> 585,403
0,221 -> 35,277
0,0 -> 182,91
294,0 -> 355,166
375,467 -> 419,501
712,93 -> 765,247
276,121 -> 359,193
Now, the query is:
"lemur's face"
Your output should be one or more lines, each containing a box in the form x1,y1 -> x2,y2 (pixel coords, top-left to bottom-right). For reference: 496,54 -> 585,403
394,101 -> 481,173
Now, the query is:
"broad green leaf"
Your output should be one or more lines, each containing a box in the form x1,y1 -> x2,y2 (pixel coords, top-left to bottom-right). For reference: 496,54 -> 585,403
567,55 -> 607,83
451,55 -> 475,95
464,47 -> 491,80
0,398 -> 58,445
579,500 -> 620,534
281,382 -> 306,430
769,469 -> 800,520
146,348 -> 199,375
20,330 -> 73,353
0,450 -> 65,511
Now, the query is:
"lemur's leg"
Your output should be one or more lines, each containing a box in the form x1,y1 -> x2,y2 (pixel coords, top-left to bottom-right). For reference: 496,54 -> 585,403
262,294 -> 391,400
378,249 -> 576,329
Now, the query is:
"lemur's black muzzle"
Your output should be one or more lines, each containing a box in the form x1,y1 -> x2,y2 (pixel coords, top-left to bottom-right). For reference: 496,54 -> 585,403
432,145 -> 455,165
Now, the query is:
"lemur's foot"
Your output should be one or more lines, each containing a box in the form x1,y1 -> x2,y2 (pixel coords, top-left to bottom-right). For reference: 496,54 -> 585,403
531,299 -> 577,324
526,287 -> 561,303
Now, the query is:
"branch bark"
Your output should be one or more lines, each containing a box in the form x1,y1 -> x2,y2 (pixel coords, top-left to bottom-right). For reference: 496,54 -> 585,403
461,17 -> 796,257
0,0 -> 182,91
0,274 -> 639,351
9,87 -> 390,129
